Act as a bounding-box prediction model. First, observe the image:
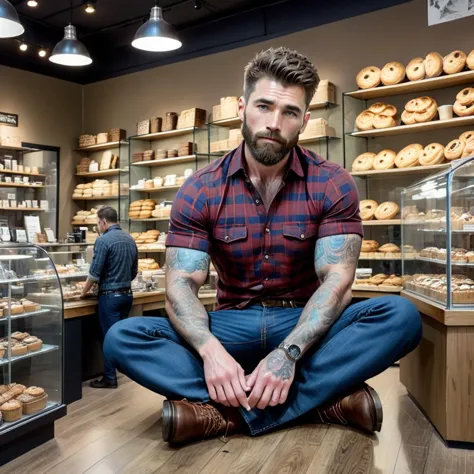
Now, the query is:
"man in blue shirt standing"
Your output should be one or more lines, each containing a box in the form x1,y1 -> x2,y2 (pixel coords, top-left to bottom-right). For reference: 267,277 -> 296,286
80,206 -> 138,389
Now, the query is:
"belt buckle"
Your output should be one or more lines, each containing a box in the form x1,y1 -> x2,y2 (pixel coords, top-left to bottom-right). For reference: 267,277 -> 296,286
261,299 -> 271,307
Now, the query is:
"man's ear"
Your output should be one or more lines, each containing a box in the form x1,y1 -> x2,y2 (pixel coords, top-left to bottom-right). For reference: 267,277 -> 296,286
299,111 -> 311,135
238,96 -> 246,122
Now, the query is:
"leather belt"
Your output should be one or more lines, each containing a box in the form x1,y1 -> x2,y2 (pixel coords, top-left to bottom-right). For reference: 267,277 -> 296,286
99,288 -> 132,296
259,298 -> 305,308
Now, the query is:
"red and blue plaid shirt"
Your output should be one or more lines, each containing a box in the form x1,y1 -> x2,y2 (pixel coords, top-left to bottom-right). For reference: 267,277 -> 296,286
166,142 -> 363,310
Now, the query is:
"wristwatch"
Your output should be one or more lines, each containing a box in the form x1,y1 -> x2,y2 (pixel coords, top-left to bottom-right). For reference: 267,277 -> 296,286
278,342 -> 302,362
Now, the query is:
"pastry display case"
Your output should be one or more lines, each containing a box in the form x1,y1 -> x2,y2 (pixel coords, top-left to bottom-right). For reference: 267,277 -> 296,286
401,156 -> 474,308
0,244 -> 65,464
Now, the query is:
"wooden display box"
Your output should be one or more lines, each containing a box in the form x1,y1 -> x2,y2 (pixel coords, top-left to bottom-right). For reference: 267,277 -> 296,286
177,108 -> 207,129
400,290 -> 474,445
310,79 -> 336,105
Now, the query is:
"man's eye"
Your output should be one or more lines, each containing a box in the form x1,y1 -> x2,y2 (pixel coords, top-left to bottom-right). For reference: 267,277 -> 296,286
285,111 -> 297,117
257,105 -> 268,110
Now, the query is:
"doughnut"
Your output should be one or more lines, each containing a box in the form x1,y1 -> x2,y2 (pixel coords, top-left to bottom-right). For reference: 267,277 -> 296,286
360,200 -> 378,221
443,50 -> 467,74
459,130 -> 474,143
414,100 -> 438,123
375,201 -> 400,220
373,149 -> 396,170
405,96 -> 433,113
361,240 -> 379,252
380,61 -> 406,85
406,57 -> 426,81
356,66 -> 381,89
456,87 -> 474,106
378,243 -> 400,253
419,143 -> 445,166
444,139 -> 465,160
461,140 -> 474,158
454,100 -> 474,117
373,114 -> 396,129
401,110 -> 416,125
395,144 -> 423,168
425,52 -> 443,78
467,49 -> 474,70
355,111 -> 374,131
352,152 -> 376,171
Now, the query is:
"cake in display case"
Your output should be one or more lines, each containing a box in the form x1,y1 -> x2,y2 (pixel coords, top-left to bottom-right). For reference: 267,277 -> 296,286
401,156 -> 474,308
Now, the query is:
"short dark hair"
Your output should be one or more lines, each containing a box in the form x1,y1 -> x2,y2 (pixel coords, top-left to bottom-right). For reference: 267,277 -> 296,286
244,47 -> 320,108
97,206 -> 118,223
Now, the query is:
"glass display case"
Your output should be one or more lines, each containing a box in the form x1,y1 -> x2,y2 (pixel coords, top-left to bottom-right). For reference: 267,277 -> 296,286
401,156 -> 474,308
0,244 -> 65,464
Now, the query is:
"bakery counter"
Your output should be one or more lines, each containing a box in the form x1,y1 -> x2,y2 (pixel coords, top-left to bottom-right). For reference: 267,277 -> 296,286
399,290 -> 474,445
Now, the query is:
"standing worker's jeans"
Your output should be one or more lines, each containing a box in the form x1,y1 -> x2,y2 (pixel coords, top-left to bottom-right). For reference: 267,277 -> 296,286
105,295 -> 421,435
98,293 -> 133,382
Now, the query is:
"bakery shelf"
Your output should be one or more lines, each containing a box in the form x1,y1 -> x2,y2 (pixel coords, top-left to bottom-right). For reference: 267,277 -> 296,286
44,250 -> 87,255
0,169 -> 46,178
0,207 -> 44,212
299,135 -> 338,145
130,217 -> 170,222
416,256 -> 474,266
210,117 -> 242,128
131,185 -> 181,193
0,308 -> 51,322
76,169 -> 123,178
132,155 -> 199,167
37,242 -> 89,248
0,401 -> 60,433
309,101 -> 338,110
352,283 -> 402,292
58,273 -> 88,280
358,256 -> 417,261
71,221 -> 95,226
75,140 -> 129,152
0,145 -> 39,152
0,344 -> 59,367
345,70 -> 474,100
362,219 -> 401,226
72,195 -> 122,201
0,182 -> 44,189
351,163 -> 450,178
133,127 -> 198,141
138,248 -> 166,253
348,116 -> 474,138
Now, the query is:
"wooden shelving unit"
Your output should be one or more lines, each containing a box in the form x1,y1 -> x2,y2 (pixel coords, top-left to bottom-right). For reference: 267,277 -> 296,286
0,182 -> 44,189
132,155 -> 198,167
0,169 -> 46,178
75,169 -> 122,178
362,219 -> 401,226
75,141 -> 128,152
72,195 -> 122,201
131,185 -> 181,193
351,163 -> 450,177
0,207 -> 44,212
133,127 -> 197,141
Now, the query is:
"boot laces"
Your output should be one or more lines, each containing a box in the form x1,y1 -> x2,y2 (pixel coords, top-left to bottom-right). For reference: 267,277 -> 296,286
195,403 -> 228,437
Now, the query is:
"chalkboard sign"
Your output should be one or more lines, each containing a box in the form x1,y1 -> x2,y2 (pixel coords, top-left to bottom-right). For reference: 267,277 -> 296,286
0,112 -> 18,127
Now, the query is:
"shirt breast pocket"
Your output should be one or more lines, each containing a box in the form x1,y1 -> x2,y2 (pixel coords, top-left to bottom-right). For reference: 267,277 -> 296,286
282,223 -> 318,258
213,225 -> 248,258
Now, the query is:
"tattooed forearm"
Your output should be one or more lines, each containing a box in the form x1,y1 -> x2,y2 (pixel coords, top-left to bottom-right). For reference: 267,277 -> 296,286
266,350 -> 294,380
282,234 -> 361,352
165,248 -> 214,351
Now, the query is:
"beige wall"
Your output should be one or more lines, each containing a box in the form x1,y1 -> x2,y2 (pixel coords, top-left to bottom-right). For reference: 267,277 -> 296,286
0,66 -> 82,237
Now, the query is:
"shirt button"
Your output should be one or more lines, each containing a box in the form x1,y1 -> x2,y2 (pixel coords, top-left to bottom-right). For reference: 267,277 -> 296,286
300,233 -> 305,239
255,199 -> 260,205
264,254 -> 269,260
224,236 -> 229,241
265,277 -> 269,281
265,228 -> 270,233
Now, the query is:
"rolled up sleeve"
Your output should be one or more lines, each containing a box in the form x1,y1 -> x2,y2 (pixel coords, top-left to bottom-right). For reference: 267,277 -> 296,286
89,238 -> 107,282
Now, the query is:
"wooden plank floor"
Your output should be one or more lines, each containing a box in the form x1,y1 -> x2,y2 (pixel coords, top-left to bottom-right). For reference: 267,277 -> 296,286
1,367 -> 472,474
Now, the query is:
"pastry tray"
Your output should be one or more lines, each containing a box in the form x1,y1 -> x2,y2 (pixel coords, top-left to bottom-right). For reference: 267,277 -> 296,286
352,284 -> 403,292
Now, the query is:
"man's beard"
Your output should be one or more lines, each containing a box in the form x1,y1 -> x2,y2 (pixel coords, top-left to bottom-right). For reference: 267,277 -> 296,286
242,116 -> 300,167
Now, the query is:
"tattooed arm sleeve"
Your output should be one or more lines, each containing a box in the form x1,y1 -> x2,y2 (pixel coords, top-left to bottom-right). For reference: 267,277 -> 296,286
281,234 -> 361,354
165,247 -> 217,351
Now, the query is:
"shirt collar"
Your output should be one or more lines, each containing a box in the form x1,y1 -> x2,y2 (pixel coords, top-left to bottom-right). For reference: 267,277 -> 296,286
103,224 -> 121,235
228,141 -> 305,179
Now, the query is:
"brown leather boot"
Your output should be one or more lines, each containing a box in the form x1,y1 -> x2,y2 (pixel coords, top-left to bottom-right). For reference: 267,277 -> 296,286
162,400 -> 244,444
313,384 -> 383,433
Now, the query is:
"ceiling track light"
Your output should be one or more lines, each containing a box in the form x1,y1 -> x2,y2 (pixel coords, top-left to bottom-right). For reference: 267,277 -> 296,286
132,3 -> 182,52
84,1 -> 95,14
0,0 -> 24,38
27,0 -> 38,7
38,48 -> 47,57
19,42 -> 27,51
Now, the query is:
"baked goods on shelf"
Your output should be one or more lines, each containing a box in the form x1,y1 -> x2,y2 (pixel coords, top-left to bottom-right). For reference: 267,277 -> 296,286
352,152 -> 375,171
405,274 -> 474,304
354,272 -> 403,288
374,201 -> 400,220
443,50 -> 467,75
131,230 -> 166,251
356,66 -> 381,89
380,62 -> 406,86
373,149 -> 396,170
419,143 -> 445,165
73,180 -> 119,198
401,96 -> 438,124
419,246 -> 474,263
0,399 -> 22,422
406,57 -> 425,81
359,240 -> 407,259
138,258 -> 160,272
0,384 -> 48,420
453,87 -> 474,117
0,298 -> 41,317
129,200 -> 157,219
78,134 -> 96,148
395,144 -> 423,168
425,52 -> 443,78
360,200 -> 378,220
355,102 -> 397,131
73,208 -> 99,224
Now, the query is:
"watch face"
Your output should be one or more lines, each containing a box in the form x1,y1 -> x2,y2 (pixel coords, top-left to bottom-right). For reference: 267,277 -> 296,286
288,344 -> 301,360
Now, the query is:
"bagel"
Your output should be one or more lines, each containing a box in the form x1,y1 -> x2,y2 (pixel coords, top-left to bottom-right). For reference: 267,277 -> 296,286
443,50 -> 467,75
454,100 -> 474,117
414,99 -> 438,123
419,143 -> 445,166
355,111 -> 375,131
356,66 -> 381,89
361,240 -> 379,252
424,52 -> 443,78
360,200 -> 378,221
373,149 -> 396,170
352,152 -> 375,172
375,201 -> 400,221
459,130 -> 474,143
444,139 -> 465,160
401,110 -> 416,125
467,49 -> 474,70
461,140 -> 474,158
406,57 -> 426,81
395,144 -> 423,168
456,87 -> 474,106
405,96 -> 433,113
380,61 -> 405,85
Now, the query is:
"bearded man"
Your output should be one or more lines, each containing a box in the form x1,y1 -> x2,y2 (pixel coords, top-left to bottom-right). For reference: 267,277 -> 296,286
104,47 -> 421,444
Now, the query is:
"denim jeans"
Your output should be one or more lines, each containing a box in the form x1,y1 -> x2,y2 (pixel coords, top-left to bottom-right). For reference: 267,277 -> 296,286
104,295 -> 421,435
98,293 -> 133,381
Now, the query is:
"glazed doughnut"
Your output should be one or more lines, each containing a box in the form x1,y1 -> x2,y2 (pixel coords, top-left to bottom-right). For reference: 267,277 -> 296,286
375,201 -> 400,220
355,111 -> 374,131
454,100 -> 474,117
406,57 -> 426,81
373,149 -> 396,170
356,66 -> 381,89
360,200 -> 378,221
444,139 -> 465,160
461,139 -> 474,158
405,96 -> 433,113
401,110 -> 416,125
419,143 -> 445,166
459,130 -> 474,143
378,243 -> 400,253
456,87 -> 474,106
352,152 -> 375,171
380,61 -> 406,85
373,114 -> 396,129
395,144 -> 423,168
361,240 -> 379,252
368,102 -> 388,114
425,52 -> 443,78
443,50 -> 467,74
467,49 -> 474,70
414,100 -> 438,123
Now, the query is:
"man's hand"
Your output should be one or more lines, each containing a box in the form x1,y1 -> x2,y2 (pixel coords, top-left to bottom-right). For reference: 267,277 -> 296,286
200,339 -> 251,411
246,349 -> 295,409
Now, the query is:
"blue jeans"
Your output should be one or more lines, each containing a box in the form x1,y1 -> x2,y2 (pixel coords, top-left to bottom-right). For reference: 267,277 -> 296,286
98,293 -> 133,381
104,295 -> 421,435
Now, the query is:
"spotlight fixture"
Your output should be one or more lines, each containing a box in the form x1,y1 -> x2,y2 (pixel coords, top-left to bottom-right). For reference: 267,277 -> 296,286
50,24 -> 92,66
38,48 -> 47,57
84,2 -> 95,13
132,3 -> 182,52
0,0 -> 24,38
194,0 -> 201,10
19,42 -> 27,51
27,0 -> 38,6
